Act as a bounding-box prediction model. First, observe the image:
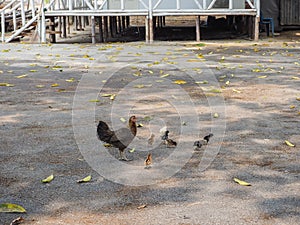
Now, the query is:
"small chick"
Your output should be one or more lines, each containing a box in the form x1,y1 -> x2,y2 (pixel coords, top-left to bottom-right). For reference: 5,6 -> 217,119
144,153 -> 152,168
204,133 -> 214,143
166,138 -> 177,148
161,130 -> 169,141
148,134 -> 155,146
193,133 -> 213,150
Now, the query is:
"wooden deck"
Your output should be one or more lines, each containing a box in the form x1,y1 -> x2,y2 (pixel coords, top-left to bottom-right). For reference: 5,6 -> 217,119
1,0 -> 261,43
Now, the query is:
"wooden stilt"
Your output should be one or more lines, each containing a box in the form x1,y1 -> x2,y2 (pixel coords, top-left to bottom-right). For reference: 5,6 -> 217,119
98,16 -> 103,43
145,16 -> 149,43
91,16 -> 96,44
49,17 -> 56,43
62,16 -> 67,38
254,15 -> 259,41
122,16 -> 126,32
149,16 -> 153,43
103,16 -> 108,41
196,15 -> 201,42
126,16 -> 130,28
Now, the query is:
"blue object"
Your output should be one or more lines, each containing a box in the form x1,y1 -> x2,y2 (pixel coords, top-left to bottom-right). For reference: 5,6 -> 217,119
260,12 -> 274,37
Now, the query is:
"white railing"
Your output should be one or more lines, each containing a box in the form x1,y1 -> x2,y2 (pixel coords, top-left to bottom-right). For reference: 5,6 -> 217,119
1,0 -> 260,42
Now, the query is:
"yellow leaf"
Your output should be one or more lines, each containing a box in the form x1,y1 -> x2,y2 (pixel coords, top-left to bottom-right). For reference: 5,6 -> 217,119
137,123 -> 143,127
187,59 -> 201,62
0,203 -> 26,213
103,143 -> 112,147
29,70 -> 37,72
225,81 -> 230,85
137,204 -> 147,209
233,178 -> 251,186
2,49 -> 10,52
296,97 -> 300,101
134,84 -> 145,88
120,117 -> 126,123
290,105 -> 296,109
232,89 -> 241,93
133,71 -> 142,77
77,175 -> 92,183
89,57 -> 95,60
210,89 -> 222,93
285,140 -> 295,147
258,75 -> 267,79
129,148 -> 135,153
36,85 -> 45,88
51,83 -> 59,87
16,74 -> 28,78
292,76 -> 299,80
174,80 -> 187,85
0,83 -> 14,87
89,99 -> 100,102
213,113 -> 219,118
252,69 -> 261,72
195,80 -> 208,84
197,54 -> 204,59
160,73 -> 170,78
110,94 -> 116,100
41,174 -> 54,183
65,78 -> 75,82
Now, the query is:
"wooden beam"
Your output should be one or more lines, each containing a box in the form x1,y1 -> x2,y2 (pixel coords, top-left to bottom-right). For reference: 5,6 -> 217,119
196,15 -> 201,41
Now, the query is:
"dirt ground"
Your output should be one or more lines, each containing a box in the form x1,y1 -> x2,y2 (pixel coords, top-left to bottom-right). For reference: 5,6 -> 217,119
0,30 -> 300,225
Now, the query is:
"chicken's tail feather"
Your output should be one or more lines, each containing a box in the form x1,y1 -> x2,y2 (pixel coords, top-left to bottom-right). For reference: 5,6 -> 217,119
97,121 -> 114,143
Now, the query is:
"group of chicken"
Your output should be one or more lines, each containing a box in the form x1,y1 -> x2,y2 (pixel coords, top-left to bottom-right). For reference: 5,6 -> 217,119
97,116 -> 213,168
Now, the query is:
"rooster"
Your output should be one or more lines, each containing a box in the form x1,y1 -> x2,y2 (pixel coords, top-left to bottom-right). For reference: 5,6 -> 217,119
97,116 -> 137,161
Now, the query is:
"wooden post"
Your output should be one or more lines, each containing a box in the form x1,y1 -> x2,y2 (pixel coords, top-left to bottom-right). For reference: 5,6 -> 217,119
91,16 -> 96,44
196,16 -> 201,42
122,16 -> 126,32
254,15 -> 259,41
103,16 -> 108,41
126,16 -> 130,28
98,17 -> 103,43
145,16 -> 149,43
49,17 -> 56,43
62,16 -> 67,38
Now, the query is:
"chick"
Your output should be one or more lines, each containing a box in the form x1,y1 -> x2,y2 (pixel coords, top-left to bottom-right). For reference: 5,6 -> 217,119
161,130 -> 169,141
144,153 -> 152,168
193,133 -> 213,151
203,133 -> 214,143
166,138 -> 177,148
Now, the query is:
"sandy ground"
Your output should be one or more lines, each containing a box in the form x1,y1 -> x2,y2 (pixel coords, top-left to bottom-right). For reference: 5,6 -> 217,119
0,31 -> 300,225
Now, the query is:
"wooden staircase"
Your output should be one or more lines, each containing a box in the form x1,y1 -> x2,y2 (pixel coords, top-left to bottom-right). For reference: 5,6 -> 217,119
0,0 -> 42,43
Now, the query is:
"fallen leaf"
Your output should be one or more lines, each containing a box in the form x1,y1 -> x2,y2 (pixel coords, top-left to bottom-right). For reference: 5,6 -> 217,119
148,70 -> 153,74
65,78 -> 75,82
89,99 -> 100,102
290,105 -> 296,109
77,175 -> 92,183
137,123 -> 143,127
120,117 -> 126,123
16,74 -> 28,78
174,80 -> 187,85
285,140 -> 295,147
233,178 -> 251,186
134,84 -> 145,88
36,85 -> 45,88
129,148 -> 135,153
41,174 -> 54,183
296,97 -> 300,101
210,89 -> 222,93
160,73 -> 170,78
0,83 -> 14,87
213,113 -> 219,118
103,143 -> 112,147
29,70 -> 37,72
292,76 -> 299,80
51,83 -> 59,87
225,81 -> 230,85
137,204 -> 147,209
0,203 -> 26,213
195,80 -> 208,84
258,75 -> 267,79
232,89 -> 241,93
